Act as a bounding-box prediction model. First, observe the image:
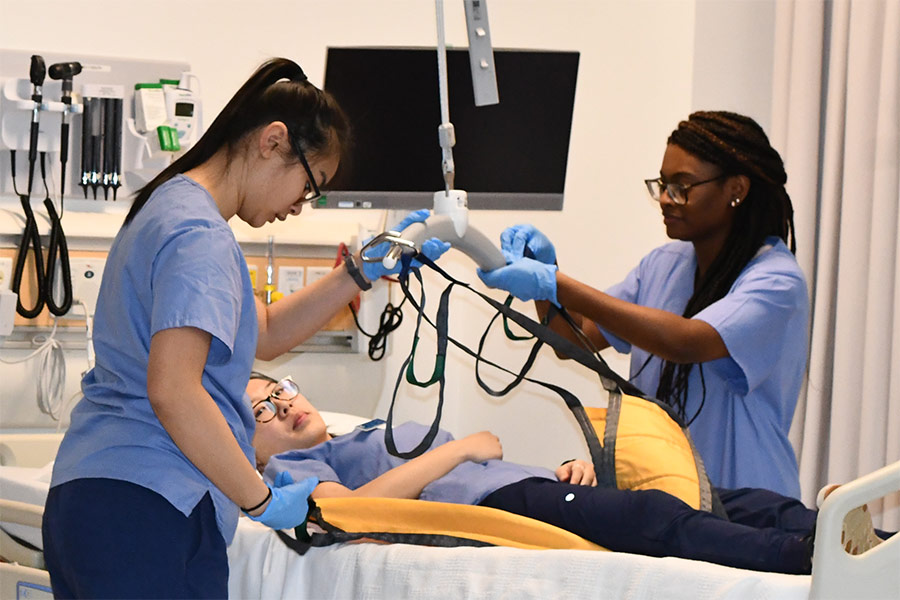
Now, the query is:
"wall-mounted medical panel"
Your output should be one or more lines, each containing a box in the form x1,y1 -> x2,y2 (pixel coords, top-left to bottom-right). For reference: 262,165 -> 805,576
0,49 -> 194,212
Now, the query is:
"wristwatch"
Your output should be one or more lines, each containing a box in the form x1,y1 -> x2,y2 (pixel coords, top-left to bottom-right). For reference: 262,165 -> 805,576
343,253 -> 372,291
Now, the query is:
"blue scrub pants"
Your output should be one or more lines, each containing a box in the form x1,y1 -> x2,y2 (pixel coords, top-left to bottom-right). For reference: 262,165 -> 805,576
480,478 -> 814,574
42,478 -> 228,599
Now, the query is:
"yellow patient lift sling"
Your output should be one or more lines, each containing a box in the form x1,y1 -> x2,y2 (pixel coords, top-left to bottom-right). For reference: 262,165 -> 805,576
276,255 -> 724,555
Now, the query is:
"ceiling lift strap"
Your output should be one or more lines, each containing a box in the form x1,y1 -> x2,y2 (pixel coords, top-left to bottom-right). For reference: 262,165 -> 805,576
385,253 -> 611,482
435,0 -> 455,194
383,255 -> 451,460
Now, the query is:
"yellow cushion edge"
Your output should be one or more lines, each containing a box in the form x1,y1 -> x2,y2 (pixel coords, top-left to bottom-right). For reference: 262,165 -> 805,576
315,497 -> 605,552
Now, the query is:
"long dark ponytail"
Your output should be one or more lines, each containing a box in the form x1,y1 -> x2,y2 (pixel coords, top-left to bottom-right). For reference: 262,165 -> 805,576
124,58 -> 350,225
653,111 -> 796,422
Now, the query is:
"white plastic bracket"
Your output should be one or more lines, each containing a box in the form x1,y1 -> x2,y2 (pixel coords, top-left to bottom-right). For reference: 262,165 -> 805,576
433,189 -> 469,238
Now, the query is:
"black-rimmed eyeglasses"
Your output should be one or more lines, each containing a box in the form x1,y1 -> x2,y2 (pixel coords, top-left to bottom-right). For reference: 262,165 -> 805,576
644,174 -> 727,205
289,135 -> 325,205
252,377 -> 301,423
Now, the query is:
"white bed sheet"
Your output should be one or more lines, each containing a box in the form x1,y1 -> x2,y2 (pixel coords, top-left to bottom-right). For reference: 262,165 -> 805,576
227,518 -> 811,600
2,462 -> 812,600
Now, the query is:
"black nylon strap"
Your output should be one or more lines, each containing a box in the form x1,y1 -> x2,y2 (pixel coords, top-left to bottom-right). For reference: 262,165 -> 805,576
276,527 -> 491,555
276,499 -> 491,555
383,256 -> 450,459
381,251 -> 725,518
385,254 -> 605,471
408,254 -> 648,400
474,306 -> 544,397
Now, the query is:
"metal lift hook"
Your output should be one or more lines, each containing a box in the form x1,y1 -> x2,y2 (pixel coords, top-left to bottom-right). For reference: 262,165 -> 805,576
360,231 -> 419,271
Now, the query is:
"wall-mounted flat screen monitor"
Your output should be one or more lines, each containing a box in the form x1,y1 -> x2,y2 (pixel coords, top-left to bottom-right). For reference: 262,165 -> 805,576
320,47 -> 579,210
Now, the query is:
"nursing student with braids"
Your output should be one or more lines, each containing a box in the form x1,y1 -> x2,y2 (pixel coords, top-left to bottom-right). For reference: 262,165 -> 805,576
41,59 -> 447,599
479,111 -> 808,499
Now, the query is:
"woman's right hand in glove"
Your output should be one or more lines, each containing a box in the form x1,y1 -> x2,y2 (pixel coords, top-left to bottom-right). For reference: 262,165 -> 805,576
500,224 -> 557,264
248,471 -> 319,531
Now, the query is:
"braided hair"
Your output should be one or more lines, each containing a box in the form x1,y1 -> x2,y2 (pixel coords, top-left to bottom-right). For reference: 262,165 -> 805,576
125,58 -> 351,225
653,111 -> 796,422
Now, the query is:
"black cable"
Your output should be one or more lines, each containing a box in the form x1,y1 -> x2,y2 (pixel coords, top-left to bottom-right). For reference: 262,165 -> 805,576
39,152 -> 73,315
10,151 -> 46,319
339,244 -> 407,361
40,151 -> 50,200
349,292 -> 406,361
10,150 -> 21,196
11,197 -> 46,318
42,153 -> 73,316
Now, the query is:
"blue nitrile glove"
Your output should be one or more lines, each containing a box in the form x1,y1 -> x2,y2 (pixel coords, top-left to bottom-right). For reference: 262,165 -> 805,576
477,257 -> 559,305
500,224 -> 556,265
248,471 -> 319,531
361,209 -> 451,280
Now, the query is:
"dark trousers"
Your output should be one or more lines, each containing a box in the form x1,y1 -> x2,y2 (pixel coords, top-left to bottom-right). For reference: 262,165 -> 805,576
43,478 -> 229,599
480,478 -> 814,574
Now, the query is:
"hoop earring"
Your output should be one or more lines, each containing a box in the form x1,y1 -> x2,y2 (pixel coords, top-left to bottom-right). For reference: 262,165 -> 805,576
730,197 -> 742,208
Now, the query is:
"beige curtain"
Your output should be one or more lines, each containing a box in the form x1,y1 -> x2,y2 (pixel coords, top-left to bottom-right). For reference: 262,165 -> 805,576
772,0 -> 900,529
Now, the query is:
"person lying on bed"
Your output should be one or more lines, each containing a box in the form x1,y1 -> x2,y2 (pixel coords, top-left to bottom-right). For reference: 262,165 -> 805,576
247,373 -> 885,575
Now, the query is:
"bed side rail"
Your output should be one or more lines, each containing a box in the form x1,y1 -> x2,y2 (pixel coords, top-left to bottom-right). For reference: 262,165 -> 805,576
0,498 -> 45,569
809,461 -> 900,600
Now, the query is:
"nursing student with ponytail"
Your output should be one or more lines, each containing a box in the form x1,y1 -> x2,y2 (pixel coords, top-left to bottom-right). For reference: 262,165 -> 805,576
42,58 -> 447,599
479,111 -> 808,499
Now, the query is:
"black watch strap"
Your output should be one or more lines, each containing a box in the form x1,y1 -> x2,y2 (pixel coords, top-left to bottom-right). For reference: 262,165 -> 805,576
344,254 -> 372,291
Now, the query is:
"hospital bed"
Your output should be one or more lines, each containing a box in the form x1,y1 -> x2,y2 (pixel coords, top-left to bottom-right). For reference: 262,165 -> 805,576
2,426 -> 898,600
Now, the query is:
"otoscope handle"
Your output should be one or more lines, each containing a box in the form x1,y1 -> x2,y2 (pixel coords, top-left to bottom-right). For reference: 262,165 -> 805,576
111,98 -> 123,195
25,120 -> 40,195
28,120 -> 40,158
27,56 -> 46,180
80,98 -> 93,195
59,122 -> 70,195
30,55 -> 46,87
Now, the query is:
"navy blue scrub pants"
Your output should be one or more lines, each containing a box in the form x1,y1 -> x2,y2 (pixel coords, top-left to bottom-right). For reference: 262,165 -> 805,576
42,478 -> 228,599
479,478 -> 815,574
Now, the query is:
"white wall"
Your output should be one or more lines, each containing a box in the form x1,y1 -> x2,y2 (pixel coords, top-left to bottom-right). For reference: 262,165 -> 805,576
0,0 -> 778,470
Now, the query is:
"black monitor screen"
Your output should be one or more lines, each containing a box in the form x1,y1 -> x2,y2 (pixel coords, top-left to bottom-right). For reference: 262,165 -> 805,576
320,47 -> 579,210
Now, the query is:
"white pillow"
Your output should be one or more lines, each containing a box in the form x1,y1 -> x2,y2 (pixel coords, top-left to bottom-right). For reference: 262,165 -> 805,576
319,411 -> 373,436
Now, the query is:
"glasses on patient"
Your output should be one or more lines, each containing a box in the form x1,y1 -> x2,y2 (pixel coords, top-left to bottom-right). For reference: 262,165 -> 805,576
644,174 -> 726,205
252,377 -> 301,423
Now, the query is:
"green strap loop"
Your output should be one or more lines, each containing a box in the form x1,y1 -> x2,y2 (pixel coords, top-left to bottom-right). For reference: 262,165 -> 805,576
501,296 -> 534,341
406,343 -> 446,387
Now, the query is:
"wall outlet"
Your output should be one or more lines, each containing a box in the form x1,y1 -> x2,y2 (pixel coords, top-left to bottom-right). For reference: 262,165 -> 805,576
67,258 -> 105,316
278,266 -> 305,295
0,257 -> 12,290
306,266 -> 331,287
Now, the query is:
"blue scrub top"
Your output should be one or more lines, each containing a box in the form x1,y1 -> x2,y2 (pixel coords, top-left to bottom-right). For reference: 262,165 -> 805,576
599,238 -> 808,498
50,175 -> 258,543
265,422 -> 556,505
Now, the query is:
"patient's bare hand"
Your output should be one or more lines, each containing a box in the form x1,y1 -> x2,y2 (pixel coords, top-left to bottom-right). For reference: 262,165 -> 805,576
555,459 -> 597,486
459,431 -> 503,463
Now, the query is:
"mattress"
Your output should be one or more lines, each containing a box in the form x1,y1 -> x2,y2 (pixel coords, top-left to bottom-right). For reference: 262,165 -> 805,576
2,462 -> 812,599
227,517 -> 811,600
0,462 -> 53,548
